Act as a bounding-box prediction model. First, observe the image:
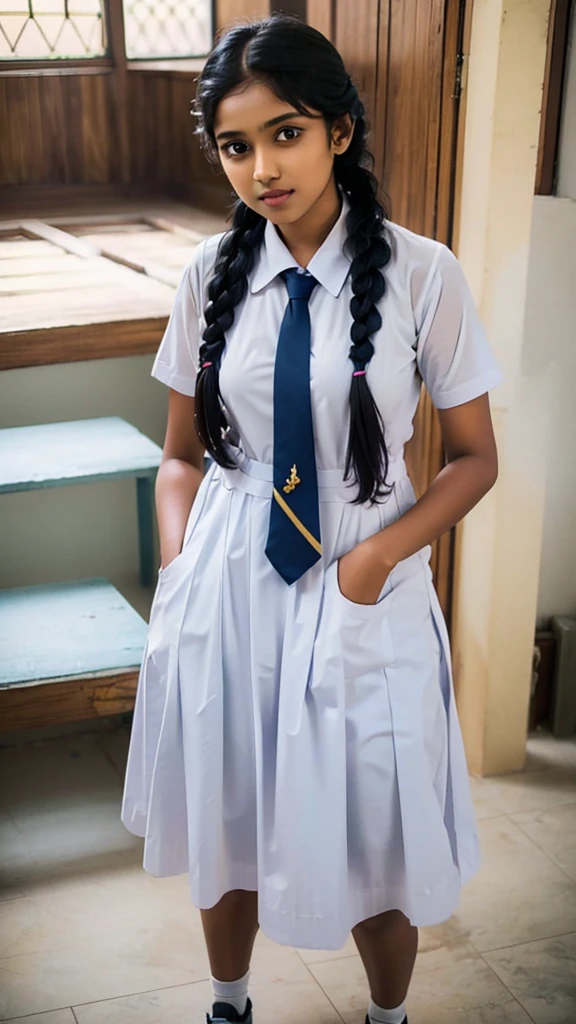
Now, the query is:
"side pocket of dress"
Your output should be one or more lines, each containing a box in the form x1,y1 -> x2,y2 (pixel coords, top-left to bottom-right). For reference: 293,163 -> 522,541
157,466 -> 214,586
328,560 -> 397,680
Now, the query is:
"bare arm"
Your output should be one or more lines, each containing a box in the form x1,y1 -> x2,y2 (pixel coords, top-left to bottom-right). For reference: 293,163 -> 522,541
338,393 -> 499,603
376,392 -> 498,566
156,389 -> 205,569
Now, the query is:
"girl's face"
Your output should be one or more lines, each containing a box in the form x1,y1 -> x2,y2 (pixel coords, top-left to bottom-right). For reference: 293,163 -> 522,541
213,81 -> 353,225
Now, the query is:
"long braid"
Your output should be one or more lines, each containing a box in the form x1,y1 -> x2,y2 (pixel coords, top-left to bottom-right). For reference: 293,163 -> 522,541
194,201 -> 266,466
335,127 -> 393,504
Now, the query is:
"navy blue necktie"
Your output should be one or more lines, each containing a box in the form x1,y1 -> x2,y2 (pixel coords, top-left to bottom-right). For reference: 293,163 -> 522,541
265,268 -> 322,585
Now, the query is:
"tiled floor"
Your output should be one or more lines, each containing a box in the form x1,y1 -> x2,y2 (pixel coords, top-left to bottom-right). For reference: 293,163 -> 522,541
1,729 -> 575,1024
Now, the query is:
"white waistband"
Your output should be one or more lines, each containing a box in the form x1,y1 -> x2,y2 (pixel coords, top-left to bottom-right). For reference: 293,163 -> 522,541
217,453 -> 407,502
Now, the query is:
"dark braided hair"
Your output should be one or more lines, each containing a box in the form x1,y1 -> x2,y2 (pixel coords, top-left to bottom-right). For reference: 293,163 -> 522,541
192,14 -> 393,503
194,203 -> 265,467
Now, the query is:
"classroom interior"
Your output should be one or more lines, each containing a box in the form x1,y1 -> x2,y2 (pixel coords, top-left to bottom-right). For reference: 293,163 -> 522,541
1,0 -> 575,1021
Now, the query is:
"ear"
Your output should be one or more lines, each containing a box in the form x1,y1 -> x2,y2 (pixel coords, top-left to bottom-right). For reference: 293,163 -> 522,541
330,114 -> 355,155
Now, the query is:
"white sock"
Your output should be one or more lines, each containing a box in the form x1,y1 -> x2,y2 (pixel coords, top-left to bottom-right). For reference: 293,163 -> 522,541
211,968 -> 250,1016
368,996 -> 406,1024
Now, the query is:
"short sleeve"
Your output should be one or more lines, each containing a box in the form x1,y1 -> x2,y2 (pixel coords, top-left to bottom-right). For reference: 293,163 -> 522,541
414,243 -> 504,409
151,239 -> 207,397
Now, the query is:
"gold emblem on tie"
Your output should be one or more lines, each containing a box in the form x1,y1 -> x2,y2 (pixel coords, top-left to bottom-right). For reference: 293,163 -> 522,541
283,464 -> 301,494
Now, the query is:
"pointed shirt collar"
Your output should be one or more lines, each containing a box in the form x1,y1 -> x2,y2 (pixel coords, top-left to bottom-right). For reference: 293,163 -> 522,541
249,192 -> 351,298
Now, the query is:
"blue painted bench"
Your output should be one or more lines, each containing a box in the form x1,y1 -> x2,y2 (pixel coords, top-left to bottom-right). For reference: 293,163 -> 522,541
0,417 -> 163,585
0,578 -> 148,730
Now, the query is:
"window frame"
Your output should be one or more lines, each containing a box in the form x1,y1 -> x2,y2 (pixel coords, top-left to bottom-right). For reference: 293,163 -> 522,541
535,0 -> 574,195
0,0 -> 111,71
0,0 -> 214,75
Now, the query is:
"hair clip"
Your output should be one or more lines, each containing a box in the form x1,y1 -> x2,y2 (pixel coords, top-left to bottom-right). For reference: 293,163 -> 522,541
202,361 -> 213,369
353,369 -> 366,377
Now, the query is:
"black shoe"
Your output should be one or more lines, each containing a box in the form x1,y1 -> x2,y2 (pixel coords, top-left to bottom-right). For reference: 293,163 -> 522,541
207,997 -> 253,1023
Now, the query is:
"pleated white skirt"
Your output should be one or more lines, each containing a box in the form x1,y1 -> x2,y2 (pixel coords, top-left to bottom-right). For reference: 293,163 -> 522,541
121,455 -> 480,950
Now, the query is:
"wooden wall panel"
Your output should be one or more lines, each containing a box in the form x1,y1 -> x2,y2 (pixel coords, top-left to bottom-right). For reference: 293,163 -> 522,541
334,0 -> 380,121
436,0 -> 467,247
80,75 -> 117,183
217,0 -> 269,32
0,72 -> 122,187
0,68 -> 228,207
271,1 -> 306,18
333,0 -> 451,234
535,0 -> 573,195
379,0 -> 446,235
126,71 -> 229,206
307,0 -> 335,38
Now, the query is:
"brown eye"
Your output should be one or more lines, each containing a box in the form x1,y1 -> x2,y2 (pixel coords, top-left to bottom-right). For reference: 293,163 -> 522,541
223,141 -> 249,157
277,127 -> 301,142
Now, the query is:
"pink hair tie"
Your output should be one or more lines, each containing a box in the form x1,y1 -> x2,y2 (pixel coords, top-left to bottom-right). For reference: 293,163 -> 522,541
353,369 -> 366,377
202,361 -> 212,369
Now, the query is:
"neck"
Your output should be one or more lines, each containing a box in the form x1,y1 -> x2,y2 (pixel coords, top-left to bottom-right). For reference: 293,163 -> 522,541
274,178 -> 342,267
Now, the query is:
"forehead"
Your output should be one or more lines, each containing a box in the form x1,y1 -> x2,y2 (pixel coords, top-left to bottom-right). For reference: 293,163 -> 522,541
214,81 -> 307,132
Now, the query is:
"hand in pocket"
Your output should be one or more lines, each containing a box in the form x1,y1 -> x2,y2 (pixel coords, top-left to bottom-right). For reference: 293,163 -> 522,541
337,535 -> 394,606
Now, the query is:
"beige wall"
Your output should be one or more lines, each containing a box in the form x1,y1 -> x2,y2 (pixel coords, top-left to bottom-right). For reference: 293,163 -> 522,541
453,0 -> 551,775
524,2 -> 576,625
525,198 -> 576,626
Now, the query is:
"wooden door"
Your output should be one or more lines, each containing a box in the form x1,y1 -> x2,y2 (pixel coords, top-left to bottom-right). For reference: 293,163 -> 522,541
310,0 -> 469,624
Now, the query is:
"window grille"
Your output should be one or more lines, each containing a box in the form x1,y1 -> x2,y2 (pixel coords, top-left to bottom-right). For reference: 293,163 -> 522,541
0,0 -> 107,60
122,0 -> 212,59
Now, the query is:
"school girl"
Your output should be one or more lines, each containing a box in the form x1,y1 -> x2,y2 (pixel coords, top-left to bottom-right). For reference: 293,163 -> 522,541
121,14 -> 503,1024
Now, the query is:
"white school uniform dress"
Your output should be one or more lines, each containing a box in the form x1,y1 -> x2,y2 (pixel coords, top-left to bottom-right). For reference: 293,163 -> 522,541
121,193 -> 503,950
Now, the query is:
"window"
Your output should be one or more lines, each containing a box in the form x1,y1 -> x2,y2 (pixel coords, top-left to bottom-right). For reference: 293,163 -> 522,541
0,0 -> 212,62
0,0 -> 107,60
122,0 -> 212,59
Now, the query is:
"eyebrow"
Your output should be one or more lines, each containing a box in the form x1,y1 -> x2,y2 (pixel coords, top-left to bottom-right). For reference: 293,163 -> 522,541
215,112 -> 308,142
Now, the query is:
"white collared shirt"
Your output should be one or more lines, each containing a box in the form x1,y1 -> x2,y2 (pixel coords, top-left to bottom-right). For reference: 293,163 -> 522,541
152,195 -> 503,469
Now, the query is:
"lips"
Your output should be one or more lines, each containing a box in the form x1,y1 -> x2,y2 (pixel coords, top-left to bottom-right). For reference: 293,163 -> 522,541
258,189 -> 295,209
259,190 -> 293,199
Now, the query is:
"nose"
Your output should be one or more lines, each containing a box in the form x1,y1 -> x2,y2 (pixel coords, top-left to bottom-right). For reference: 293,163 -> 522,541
252,146 -> 280,184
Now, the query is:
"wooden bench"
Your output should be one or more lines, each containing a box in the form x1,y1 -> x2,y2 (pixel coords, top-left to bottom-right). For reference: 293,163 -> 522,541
0,578 -> 148,731
0,416 -> 163,585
